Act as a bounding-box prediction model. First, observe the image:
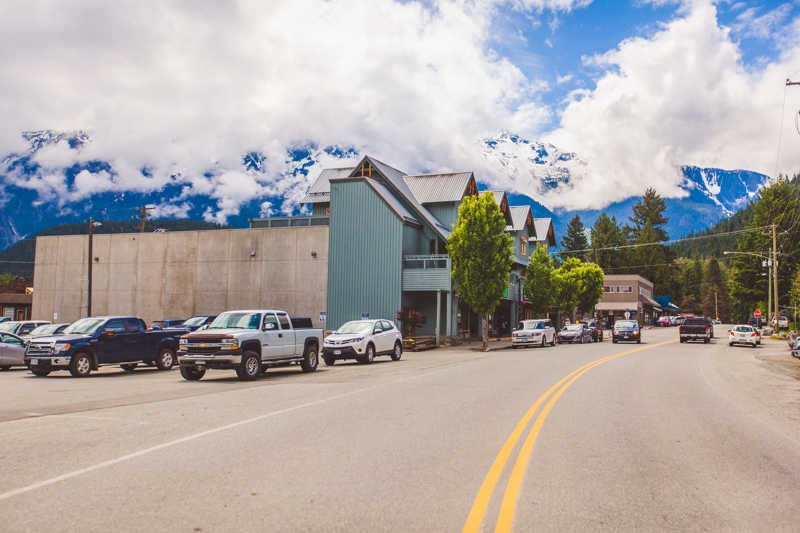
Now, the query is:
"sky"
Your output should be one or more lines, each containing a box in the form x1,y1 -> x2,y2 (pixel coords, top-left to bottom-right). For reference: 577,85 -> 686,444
1,0 -> 800,219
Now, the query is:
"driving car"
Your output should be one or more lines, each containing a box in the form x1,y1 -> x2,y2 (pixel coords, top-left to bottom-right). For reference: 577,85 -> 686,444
0,333 -> 27,370
322,319 -> 403,365
512,319 -> 557,348
728,324 -> 760,347
612,320 -> 641,343
558,323 -> 592,344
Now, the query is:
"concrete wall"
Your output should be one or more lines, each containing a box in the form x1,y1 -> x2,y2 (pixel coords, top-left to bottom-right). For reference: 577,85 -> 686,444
32,227 -> 329,326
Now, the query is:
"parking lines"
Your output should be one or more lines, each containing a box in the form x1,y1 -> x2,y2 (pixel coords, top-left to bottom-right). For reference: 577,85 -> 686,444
463,340 -> 675,533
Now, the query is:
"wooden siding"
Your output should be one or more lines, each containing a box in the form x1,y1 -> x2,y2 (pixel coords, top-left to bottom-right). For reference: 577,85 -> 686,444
327,180 -> 403,329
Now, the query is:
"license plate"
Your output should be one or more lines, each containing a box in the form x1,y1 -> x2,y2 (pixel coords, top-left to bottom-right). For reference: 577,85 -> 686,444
334,350 -> 341,355
195,361 -> 206,366
30,359 -> 38,365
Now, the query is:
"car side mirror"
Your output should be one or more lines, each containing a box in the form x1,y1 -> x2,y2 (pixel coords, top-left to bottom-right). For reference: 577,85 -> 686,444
264,323 -> 276,331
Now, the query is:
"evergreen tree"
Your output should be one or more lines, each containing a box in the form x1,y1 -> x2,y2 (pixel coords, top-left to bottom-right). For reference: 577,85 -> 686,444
590,213 -> 628,271
523,245 -> 556,317
448,192 -> 514,350
560,215 -> 589,261
701,258 -> 730,321
628,188 -> 674,291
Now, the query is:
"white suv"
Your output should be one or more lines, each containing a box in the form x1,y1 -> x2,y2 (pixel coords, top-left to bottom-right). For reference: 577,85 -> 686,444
512,318 -> 557,348
323,319 -> 403,365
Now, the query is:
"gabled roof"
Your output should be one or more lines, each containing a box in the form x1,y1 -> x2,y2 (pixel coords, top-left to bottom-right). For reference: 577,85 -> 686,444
507,205 -> 536,236
343,155 -> 450,239
366,180 -> 421,227
532,217 -> 556,246
301,167 -> 354,204
487,190 -> 513,225
403,172 -> 475,204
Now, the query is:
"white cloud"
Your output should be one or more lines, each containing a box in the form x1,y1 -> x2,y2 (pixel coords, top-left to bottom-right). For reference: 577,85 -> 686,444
540,0 -> 800,209
731,3 -> 793,40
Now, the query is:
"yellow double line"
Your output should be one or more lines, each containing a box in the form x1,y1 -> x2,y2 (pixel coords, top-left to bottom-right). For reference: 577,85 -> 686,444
463,340 -> 674,533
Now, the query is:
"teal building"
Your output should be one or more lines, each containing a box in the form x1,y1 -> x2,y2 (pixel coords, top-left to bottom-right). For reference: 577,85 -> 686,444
254,155 -> 555,342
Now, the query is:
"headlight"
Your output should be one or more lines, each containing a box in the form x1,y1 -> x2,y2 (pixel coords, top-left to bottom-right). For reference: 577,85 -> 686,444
353,337 -> 364,344
54,343 -> 71,353
221,338 -> 240,350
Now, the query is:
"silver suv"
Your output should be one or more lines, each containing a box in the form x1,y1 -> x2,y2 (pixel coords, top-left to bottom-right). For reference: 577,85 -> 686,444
512,319 -> 557,348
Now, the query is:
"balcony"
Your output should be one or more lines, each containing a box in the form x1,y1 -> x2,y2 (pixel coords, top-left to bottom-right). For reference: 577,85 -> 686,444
402,254 -> 451,291
249,216 -> 329,228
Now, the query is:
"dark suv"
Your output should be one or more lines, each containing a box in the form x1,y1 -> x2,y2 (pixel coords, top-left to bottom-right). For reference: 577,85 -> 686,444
612,320 -> 640,343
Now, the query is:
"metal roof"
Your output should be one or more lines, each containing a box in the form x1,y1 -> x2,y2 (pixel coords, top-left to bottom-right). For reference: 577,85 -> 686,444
403,172 -> 474,204
507,205 -> 536,235
367,179 -> 421,226
301,167 -> 354,203
533,218 -> 556,246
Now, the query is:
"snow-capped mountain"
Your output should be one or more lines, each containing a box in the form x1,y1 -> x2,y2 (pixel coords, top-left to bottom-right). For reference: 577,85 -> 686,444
0,130 -> 771,251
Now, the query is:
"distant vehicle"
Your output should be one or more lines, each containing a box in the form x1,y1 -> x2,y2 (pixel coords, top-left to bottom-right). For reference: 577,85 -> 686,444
0,333 -> 26,370
0,320 -> 51,337
180,315 -> 217,331
581,320 -> 603,342
747,317 -> 764,329
0,317 -> 10,323
777,316 -> 789,329
512,319 -> 556,348
728,325 -> 760,347
612,320 -> 640,344
323,319 -> 403,365
656,316 -> 672,327
558,323 -> 592,344
669,316 -> 679,326
675,316 -> 687,327
26,316 -> 182,377
24,323 -> 70,340
679,317 -> 714,343
178,310 -> 322,380
150,319 -> 187,330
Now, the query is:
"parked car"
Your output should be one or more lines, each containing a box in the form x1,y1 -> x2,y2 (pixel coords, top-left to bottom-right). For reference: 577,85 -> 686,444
791,336 -> 800,358
150,319 -> 187,330
728,325 -> 760,347
581,320 -> 603,342
0,333 -> 26,370
776,316 -> 789,329
0,320 -> 51,337
23,323 -> 70,341
512,319 -> 557,348
323,319 -> 403,365
558,323 -> 592,344
612,320 -> 640,343
178,309 -> 322,380
747,317 -> 764,329
656,315 -> 672,327
180,315 -> 217,331
26,316 -> 182,377
0,317 -> 10,323
679,317 -> 714,343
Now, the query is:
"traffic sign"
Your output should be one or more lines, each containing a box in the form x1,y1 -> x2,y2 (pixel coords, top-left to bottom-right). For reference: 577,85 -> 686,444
754,310 -> 762,318
319,311 -> 327,323
361,312 -> 369,320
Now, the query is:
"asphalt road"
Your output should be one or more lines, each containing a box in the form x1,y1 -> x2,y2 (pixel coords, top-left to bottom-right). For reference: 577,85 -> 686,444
1,327 -> 800,532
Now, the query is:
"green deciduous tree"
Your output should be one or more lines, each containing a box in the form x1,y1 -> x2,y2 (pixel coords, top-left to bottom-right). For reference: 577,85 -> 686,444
523,244 -> 556,317
551,258 -> 605,321
560,215 -> 589,261
449,192 -> 514,350
575,262 -> 605,316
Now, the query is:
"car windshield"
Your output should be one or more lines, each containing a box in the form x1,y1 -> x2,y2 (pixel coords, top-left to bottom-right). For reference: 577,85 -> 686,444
615,320 -> 638,328
182,317 -> 207,327
564,324 -> 581,331
519,320 -> 545,330
208,312 -> 261,330
734,326 -> 752,332
64,318 -> 105,335
29,324 -> 60,336
337,321 -> 373,334
152,321 -> 168,328
0,322 -> 18,333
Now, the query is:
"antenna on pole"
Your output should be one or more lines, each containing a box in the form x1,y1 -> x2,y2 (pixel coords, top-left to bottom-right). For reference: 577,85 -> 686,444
136,205 -> 156,233
787,78 -> 800,87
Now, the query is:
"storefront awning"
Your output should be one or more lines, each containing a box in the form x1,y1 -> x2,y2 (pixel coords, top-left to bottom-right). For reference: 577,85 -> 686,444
595,301 -> 639,311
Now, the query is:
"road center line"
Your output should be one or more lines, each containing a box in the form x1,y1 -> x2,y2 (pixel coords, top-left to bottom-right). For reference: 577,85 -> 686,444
463,340 -> 675,533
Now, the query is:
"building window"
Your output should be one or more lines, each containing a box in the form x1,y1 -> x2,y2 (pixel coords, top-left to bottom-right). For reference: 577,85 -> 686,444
519,237 -> 527,256
357,161 -> 374,177
321,205 -> 330,216
620,285 -> 632,293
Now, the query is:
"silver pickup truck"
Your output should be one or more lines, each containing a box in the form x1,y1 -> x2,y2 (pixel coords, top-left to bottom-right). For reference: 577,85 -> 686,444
177,309 -> 321,381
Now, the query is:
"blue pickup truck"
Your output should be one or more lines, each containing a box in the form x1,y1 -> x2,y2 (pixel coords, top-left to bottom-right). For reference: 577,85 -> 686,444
25,316 -> 182,377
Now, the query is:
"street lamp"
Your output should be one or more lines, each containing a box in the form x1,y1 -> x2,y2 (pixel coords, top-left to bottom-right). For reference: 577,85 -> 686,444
87,218 -> 102,317
723,250 -> 772,324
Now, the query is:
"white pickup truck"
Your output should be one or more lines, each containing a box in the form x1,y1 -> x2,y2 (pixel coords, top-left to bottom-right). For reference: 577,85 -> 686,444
177,309 -> 321,381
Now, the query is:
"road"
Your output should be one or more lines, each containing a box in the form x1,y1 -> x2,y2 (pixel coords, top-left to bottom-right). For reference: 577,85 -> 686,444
2,327 -> 800,532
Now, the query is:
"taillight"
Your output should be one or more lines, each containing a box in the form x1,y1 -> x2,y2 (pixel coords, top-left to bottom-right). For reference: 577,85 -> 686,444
751,332 -> 756,337
729,331 -> 734,336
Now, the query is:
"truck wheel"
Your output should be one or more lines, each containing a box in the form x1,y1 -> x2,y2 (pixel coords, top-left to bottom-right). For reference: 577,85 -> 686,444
180,365 -> 206,381
0,366 -> 9,371
391,341 -> 402,361
155,348 -> 176,370
30,369 -> 50,377
120,363 -> 137,372
301,344 -> 318,372
704,337 -> 710,344
69,352 -> 92,377
236,351 -> 261,380
358,343 -> 375,364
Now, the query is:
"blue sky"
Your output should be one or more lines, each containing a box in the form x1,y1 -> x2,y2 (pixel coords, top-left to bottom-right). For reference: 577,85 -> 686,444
1,0 -> 799,218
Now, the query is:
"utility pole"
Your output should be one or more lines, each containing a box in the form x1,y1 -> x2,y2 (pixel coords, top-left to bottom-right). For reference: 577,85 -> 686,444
87,217 -> 94,317
714,291 -> 719,322
773,223 -> 779,327
137,205 -> 155,232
